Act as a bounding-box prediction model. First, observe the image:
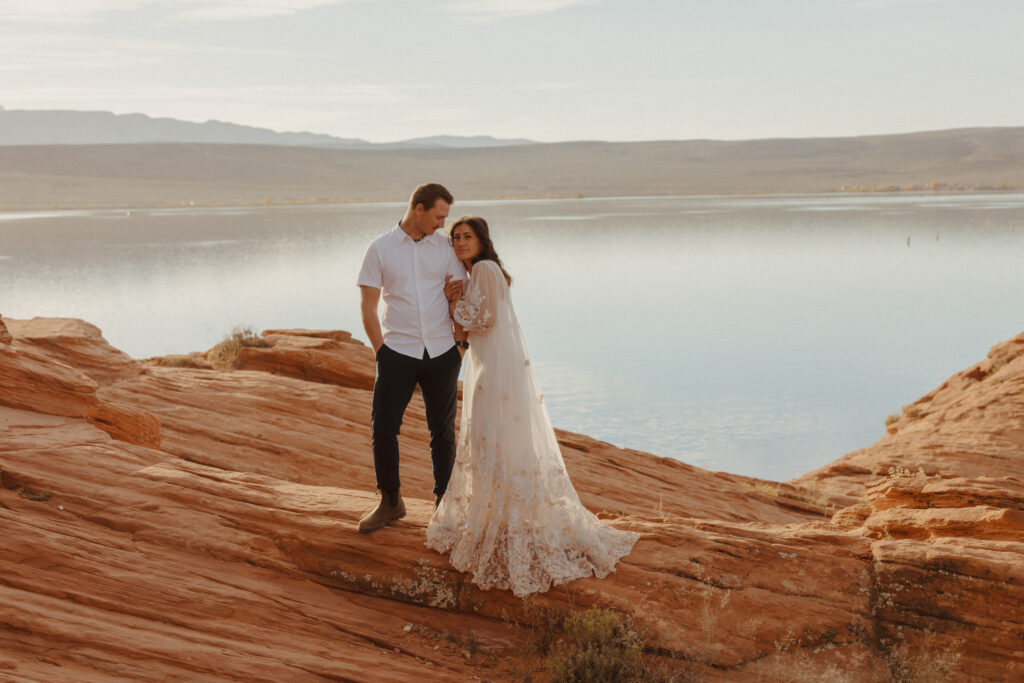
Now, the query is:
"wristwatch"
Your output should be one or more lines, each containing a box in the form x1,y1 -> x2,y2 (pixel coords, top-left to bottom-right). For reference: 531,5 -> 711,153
455,340 -> 469,350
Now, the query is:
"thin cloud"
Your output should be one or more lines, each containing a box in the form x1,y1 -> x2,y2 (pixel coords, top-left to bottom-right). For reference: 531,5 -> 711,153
175,1 -> 345,21
444,0 -> 600,21
0,0 -> 349,23
2,83 -> 420,108
0,0 -> 152,22
848,0 -> 935,7
501,77 -> 721,92
0,32 -> 299,71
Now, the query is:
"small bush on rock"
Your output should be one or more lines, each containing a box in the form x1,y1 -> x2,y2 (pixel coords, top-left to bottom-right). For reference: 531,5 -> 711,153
206,326 -> 269,368
546,608 -> 643,683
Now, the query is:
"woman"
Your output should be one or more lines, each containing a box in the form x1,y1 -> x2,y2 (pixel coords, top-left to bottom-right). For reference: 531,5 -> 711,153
425,216 -> 639,597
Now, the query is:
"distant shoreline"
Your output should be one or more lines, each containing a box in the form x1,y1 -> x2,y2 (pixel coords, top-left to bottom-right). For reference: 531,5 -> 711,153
2,130 -> 1021,211
2,187 -> 1022,215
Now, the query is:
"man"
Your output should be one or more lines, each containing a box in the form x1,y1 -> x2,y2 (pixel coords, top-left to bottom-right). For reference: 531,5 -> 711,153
356,182 -> 467,533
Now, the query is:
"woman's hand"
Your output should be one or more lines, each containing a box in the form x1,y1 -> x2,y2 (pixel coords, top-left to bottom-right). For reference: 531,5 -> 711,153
444,275 -> 463,303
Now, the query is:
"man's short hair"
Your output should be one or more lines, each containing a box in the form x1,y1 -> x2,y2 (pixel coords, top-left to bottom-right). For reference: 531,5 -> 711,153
409,183 -> 454,210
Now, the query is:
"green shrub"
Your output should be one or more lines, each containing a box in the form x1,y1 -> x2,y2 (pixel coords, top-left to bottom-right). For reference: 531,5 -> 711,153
547,608 -> 643,683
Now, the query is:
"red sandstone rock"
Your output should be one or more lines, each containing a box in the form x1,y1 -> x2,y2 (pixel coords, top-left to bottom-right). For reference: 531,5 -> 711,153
85,401 -> 162,448
0,342 -> 100,418
5,317 -> 141,385
832,502 -> 872,530
0,322 -> 160,448
262,328 -> 363,344
862,504 -> 1024,541
794,330 -> 1024,680
233,331 -> 376,391
2,319 -> 1023,681
870,537 -> 1024,673
793,331 -> 1024,497
866,474 -> 1024,512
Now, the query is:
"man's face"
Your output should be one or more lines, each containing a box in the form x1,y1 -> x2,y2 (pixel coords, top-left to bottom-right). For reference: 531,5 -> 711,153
417,200 -> 450,236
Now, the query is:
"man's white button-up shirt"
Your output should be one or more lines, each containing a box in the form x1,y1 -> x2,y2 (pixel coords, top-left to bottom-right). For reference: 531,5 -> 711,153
357,223 -> 467,359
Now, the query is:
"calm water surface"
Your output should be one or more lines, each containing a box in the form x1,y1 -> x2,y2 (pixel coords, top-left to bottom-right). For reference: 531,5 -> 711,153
2,194 -> 1023,481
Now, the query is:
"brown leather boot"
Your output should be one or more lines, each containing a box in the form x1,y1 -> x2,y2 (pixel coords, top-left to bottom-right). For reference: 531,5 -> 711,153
358,488 -> 405,533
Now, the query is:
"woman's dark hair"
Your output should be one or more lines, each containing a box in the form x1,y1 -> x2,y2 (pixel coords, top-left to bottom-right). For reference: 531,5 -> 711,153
449,216 -> 512,286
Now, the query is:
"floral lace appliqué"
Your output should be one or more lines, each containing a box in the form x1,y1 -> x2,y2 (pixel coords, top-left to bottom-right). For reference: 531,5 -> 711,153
453,289 -> 492,332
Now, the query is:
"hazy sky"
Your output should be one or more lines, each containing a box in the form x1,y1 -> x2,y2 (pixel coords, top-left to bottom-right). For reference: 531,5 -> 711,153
1,0 -> 1021,142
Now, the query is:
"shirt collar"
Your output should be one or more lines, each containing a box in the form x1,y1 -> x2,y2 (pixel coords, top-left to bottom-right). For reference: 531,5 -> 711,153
393,222 -> 444,246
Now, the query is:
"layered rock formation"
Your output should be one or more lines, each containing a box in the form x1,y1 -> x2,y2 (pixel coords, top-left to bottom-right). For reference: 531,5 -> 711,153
794,332 -> 1024,496
2,316 -> 1022,681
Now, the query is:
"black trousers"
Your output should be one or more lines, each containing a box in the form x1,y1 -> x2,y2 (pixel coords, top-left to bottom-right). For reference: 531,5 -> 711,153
371,344 -> 461,496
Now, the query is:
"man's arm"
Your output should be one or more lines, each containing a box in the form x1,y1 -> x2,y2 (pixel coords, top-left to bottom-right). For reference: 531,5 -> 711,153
359,285 -> 384,354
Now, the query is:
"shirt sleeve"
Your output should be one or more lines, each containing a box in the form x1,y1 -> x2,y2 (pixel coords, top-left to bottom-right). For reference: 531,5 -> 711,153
446,242 -> 468,282
356,242 -> 382,288
453,261 -> 504,333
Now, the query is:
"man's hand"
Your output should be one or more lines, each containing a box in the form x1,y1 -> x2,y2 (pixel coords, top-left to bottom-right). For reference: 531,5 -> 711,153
359,285 -> 385,356
444,275 -> 463,303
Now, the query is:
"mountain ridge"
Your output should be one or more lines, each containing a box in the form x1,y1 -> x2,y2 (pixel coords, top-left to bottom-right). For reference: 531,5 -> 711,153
0,106 -> 535,149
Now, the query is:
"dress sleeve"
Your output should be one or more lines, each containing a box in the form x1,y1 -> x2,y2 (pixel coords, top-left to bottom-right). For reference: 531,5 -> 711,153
453,261 -> 504,333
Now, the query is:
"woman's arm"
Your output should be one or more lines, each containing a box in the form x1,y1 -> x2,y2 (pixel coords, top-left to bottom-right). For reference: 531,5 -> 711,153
450,298 -> 468,357
453,261 -> 503,334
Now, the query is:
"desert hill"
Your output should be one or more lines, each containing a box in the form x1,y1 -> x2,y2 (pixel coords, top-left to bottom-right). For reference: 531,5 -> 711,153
1,127 -> 1022,210
1,315 -> 1022,680
0,107 -> 534,150
0,106 -> 368,148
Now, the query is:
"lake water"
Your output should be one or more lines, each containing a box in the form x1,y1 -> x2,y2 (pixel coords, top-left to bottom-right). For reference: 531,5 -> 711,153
2,193 -> 1023,481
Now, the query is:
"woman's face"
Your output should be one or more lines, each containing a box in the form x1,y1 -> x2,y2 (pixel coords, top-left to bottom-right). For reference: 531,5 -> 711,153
451,223 -> 482,262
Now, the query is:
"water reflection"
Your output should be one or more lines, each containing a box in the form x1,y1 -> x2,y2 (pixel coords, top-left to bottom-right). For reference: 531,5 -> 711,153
2,193 -> 1023,481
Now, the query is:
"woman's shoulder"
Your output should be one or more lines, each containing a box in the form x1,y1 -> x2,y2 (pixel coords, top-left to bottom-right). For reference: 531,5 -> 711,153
474,259 -> 504,277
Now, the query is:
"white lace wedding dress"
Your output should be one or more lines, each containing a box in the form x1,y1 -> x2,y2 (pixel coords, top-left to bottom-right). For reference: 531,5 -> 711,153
425,260 -> 639,597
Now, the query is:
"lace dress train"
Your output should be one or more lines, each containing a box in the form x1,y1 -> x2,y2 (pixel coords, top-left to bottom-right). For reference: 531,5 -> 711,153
425,260 -> 639,597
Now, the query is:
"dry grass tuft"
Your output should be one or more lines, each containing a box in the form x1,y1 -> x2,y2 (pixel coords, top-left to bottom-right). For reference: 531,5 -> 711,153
521,596 -> 565,657
206,326 -> 270,368
901,403 -> 923,419
885,631 -> 964,683
150,354 -> 209,369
